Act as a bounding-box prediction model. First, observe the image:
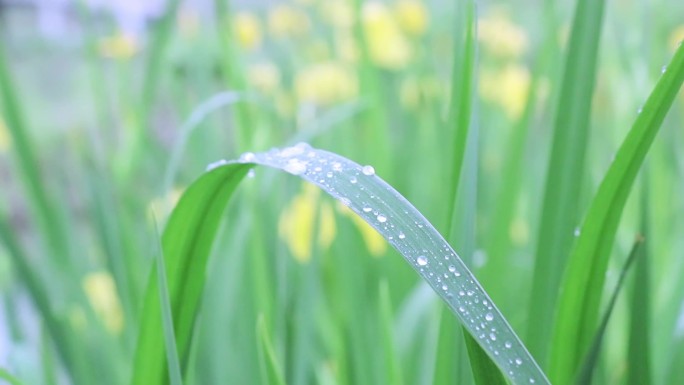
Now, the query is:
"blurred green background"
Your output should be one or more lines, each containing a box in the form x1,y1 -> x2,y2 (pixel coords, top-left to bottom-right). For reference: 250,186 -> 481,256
1,0 -> 683,384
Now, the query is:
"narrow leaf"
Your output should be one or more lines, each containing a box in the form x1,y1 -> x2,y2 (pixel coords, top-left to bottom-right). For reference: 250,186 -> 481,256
132,143 -> 550,385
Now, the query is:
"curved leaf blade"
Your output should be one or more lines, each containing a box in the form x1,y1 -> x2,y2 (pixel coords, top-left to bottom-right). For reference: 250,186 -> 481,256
132,144 -> 550,385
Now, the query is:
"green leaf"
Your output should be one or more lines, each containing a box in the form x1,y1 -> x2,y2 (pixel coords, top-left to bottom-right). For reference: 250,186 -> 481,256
131,164 -> 251,385
574,236 -> 643,385
549,42 -> 684,384
527,0 -> 606,365
132,143 -> 550,385
0,368 -> 24,385
256,314 -> 287,385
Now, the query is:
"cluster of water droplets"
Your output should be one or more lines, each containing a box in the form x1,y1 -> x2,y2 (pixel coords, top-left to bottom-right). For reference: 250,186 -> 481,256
228,142 -> 548,385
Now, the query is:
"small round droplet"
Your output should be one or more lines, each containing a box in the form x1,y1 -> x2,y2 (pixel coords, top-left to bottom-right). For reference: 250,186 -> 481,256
448,265 -> 457,273
489,333 -> 497,341
416,255 -> 428,266
398,232 -> 406,239
574,227 -> 581,237
362,165 -> 375,176
239,152 -> 255,162
350,176 -> 358,184
529,379 -> 535,384
377,214 -> 387,223
326,171 -> 333,178
485,313 -> 494,321
441,284 -> 448,291
332,162 -> 343,172
504,341 -> 512,349
637,106 -> 643,114
661,65 -> 667,74
515,358 -> 523,365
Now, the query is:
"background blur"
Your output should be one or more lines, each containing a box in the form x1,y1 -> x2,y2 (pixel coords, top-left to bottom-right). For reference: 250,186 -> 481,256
1,0 -> 683,384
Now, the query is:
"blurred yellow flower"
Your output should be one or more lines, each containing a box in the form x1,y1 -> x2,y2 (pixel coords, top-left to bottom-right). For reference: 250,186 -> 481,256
478,10 -> 528,58
268,4 -> 311,39
362,1 -> 412,70
669,25 -> 684,52
304,38 -> 331,61
320,1 -> 355,29
509,217 -> 529,247
83,271 -> 124,334
399,75 -> 440,110
394,0 -> 429,37
0,117 -> 10,152
247,61 -> 281,94
233,11 -> 263,51
334,31 -> 359,63
336,202 -> 387,257
479,64 -> 531,120
279,183 -> 336,263
98,31 -> 139,59
294,62 -> 358,106
147,187 -> 185,222
275,90 -> 296,118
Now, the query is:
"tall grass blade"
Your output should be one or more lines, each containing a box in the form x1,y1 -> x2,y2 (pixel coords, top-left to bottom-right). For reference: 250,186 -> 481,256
549,43 -> 684,384
527,0 -> 606,364
574,237 -> 643,385
256,315 -> 287,385
131,164 -> 251,385
153,219 -> 183,385
0,368 -> 24,385
627,183 -> 652,385
133,143 -> 550,385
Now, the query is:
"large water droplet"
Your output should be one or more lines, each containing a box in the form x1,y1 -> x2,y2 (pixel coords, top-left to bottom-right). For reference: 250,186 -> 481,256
448,265 -> 457,273
332,162 -> 343,172
362,165 -> 375,176
416,255 -> 428,266
505,341 -> 512,349
284,159 -> 307,175
377,214 -> 387,223
362,207 -> 372,213
239,152 -> 255,163
398,232 -> 406,239
485,313 -> 494,321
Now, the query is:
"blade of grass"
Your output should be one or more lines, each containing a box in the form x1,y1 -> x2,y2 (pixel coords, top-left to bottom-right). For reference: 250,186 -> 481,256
574,236 -> 643,385
527,0 -> 606,365
0,368 -> 23,385
627,180 -> 652,385
256,314 -> 287,385
132,143 -> 550,385
378,280 -> 403,385
131,164 -> 251,385
153,218 -> 183,385
549,42 -> 684,384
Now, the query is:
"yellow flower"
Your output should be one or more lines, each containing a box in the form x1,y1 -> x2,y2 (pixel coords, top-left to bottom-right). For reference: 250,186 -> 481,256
268,4 -> 311,39
0,117 -> 10,152
247,61 -> 281,94
147,187 -> 185,222
479,64 -> 531,120
233,11 -> 263,51
362,1 -> 412,70
394,0 -> 429,37
399,75 -> 441,110
83,271 -> 124,334
279,183 -> 336,263
98,31 -> 139,59
336,202 -> 387,257
334,31 -> 359,63
669,25 -> 684,52
478,10 -> 528,58
320,1 -> 355,29
294,62 -> 358,106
